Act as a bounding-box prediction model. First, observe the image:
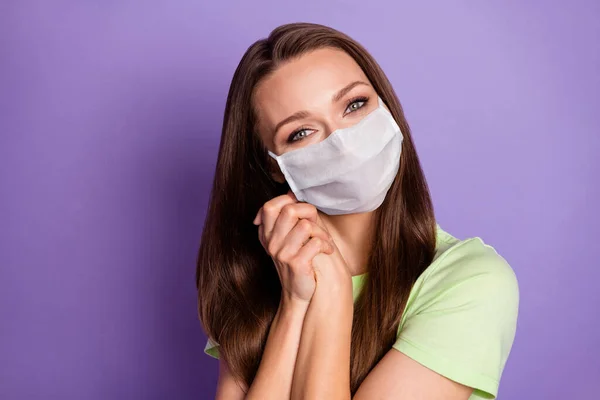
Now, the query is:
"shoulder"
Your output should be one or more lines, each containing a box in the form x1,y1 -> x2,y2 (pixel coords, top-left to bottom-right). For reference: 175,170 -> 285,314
393,225 -> 519,398
408,225 -> 519,314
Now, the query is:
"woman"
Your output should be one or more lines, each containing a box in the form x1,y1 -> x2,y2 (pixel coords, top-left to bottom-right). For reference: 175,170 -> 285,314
196,22 -> 519,400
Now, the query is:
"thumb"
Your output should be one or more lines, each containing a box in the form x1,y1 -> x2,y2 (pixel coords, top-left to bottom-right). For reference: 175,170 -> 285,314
287,189 -> 298,202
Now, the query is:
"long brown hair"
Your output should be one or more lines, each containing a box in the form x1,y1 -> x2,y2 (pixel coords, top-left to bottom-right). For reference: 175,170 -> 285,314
196,22 -> 436,395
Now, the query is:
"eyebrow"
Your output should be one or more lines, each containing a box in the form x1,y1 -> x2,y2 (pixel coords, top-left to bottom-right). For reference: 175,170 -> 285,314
272,80 -> 369,135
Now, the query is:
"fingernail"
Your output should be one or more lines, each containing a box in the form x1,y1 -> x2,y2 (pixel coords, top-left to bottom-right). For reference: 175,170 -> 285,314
255,209 -> 264,225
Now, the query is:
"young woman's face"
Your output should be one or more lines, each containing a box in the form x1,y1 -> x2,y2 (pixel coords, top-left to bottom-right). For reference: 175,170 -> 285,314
253,47 -> 381,159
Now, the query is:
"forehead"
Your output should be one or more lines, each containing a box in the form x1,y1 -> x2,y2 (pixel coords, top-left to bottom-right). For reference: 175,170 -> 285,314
253,48 -> 369,130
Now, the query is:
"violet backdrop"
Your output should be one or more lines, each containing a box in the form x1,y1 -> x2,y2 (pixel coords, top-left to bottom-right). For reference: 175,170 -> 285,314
1,1 -> 598,399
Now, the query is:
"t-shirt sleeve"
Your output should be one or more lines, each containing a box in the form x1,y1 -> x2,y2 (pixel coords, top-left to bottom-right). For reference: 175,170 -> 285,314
392,238 -> 519,399
204,337 -> 220,359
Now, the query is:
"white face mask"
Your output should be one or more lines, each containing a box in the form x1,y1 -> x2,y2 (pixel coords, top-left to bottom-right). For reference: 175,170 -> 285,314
268,96 -> 403,215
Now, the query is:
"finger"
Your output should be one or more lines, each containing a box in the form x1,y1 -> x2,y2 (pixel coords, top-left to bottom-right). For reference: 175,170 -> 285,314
253,207 -> 262,225
258,223 -> 265,248
292,237 -> 332,271
287,189 -> 298,202
261,193 -> 297,241
268,203 -> 321,253
278,219 -> 333,260
279,202 -> 319,225
254,191 -> 299,226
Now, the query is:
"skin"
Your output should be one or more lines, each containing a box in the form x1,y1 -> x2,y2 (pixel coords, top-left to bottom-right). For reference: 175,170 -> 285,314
215,47 -> 473,400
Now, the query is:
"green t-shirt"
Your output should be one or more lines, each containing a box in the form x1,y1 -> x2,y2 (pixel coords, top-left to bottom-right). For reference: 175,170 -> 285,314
203,224 -> 519,399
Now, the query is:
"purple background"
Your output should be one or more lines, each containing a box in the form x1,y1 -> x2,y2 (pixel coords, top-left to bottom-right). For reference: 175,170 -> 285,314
1,1 -> 598,399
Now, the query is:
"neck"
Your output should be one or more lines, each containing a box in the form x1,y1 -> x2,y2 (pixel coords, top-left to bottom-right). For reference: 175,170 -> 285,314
319,210 -> 377,277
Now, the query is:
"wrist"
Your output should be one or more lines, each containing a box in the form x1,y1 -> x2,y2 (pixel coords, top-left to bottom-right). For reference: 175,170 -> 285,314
279,292 -> 310,316
310,283 -> 354,318
314,277 -> 353,302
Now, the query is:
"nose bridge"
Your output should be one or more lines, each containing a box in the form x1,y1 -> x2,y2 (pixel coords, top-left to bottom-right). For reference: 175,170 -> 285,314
320,108 -> 345,138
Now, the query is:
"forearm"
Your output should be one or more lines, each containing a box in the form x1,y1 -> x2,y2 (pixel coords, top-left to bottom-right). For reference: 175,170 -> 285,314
246,297 -> 308,400
291,285 -> 354,400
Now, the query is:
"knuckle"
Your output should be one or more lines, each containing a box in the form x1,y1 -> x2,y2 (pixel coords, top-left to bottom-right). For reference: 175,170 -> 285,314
263,202 -> 277,215
266,241 -> 278,256
298,219 -> 312,232
289,255 -> 306,268
277,248 -> 291,262
281,204 -> 296,219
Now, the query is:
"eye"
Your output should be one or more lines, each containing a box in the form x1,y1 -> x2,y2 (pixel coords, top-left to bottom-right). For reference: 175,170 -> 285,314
288,127 -> 314,143
344,97 -> 369,115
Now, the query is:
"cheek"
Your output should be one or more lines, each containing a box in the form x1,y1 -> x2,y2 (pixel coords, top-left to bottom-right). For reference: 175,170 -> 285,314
268,159 -> 286,183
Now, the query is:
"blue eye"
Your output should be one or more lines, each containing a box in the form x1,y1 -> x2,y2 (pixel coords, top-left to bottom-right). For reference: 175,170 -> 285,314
285,97 -> 370,143
289,128 -> 314,142
344,97 -> 368,114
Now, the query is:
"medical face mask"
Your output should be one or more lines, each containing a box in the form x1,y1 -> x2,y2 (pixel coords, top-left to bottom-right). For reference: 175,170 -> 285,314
267,96 -> 403,215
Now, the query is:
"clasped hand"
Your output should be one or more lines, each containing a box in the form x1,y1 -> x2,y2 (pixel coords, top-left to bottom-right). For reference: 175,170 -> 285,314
253,191 -> 353,305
